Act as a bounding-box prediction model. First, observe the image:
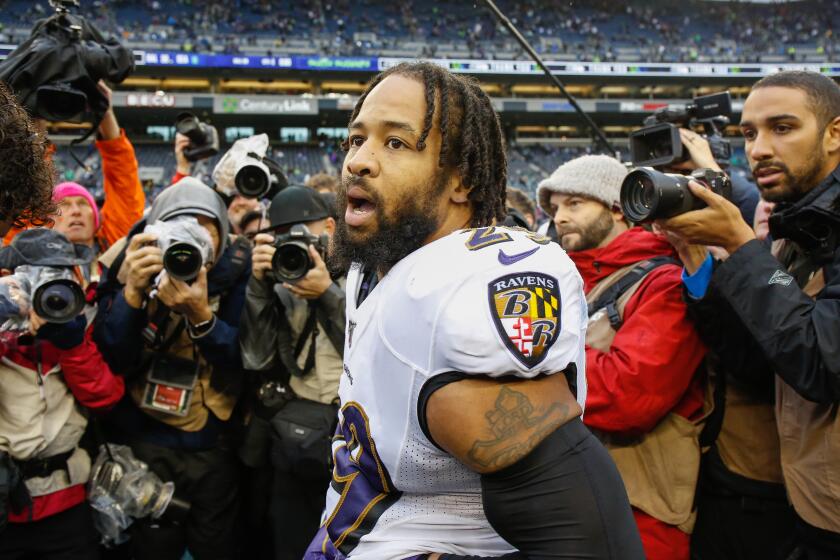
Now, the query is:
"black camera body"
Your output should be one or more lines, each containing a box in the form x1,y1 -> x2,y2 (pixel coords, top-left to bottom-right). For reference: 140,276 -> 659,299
272,225 -> 329,283
630,92 -> 732,169
0,0 -> 134,124
770,205 -> 840,264
620,167 -> 732,223
175,112 -> 219,162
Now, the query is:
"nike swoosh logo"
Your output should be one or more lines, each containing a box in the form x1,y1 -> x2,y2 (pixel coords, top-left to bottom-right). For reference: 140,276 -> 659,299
498,247 -> 540,265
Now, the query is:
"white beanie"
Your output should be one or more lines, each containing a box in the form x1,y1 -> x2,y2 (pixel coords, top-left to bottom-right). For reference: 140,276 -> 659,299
536,155 -> 628,215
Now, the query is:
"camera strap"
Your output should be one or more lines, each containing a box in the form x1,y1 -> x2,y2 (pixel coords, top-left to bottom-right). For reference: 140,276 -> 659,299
292,302 -> 319,378
142,303 -> 185,352
587,256 -> 678,330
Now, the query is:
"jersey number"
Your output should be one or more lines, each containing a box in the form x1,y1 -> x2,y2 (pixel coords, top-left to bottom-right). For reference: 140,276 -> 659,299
463,226 -> 550,251
322,402 -> 400,556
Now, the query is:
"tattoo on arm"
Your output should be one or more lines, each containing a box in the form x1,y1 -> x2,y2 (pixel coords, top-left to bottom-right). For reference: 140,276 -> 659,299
467,385 -> 571,471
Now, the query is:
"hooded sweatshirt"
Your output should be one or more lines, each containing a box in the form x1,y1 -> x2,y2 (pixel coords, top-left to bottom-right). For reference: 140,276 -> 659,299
93,179 -> 249,449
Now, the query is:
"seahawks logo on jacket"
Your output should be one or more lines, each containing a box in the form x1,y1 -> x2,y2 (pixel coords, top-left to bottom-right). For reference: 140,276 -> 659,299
488,272 -> 561,368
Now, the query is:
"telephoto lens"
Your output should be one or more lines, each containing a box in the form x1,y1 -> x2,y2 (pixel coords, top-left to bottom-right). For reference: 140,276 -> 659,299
234,159 -> 272,199
163,242 -> 204,282
620,167 -> 732,223
32,279 -> 85,324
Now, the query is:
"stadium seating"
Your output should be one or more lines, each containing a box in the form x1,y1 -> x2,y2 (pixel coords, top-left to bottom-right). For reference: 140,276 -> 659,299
2,0 -> 839,63
51,141 -> 750,203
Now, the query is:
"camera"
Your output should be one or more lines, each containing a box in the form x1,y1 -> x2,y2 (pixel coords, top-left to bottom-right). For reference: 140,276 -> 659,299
144,216 -> 215,283
234,152 -> 288,199
620,167 -> 733,223
213,134 -> 288,199
769,205 -> 840,264
258,380 -> 294,409
272,224 -> 329,283
0,265 -> 85,326
88,444 -> 189,545
629,92 -> 732,169
175,112 -> 220,162
0,0 -> 134,124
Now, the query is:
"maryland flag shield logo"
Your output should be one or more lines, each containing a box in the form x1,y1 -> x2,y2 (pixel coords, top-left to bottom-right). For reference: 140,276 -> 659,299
488,272 -> 561,368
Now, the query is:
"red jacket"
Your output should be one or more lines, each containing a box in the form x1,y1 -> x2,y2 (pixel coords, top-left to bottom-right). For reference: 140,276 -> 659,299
569,227 -> 706,560
2,323 -> 124,522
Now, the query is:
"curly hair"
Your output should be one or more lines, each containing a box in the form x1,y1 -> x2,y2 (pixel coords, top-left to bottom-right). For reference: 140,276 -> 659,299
0,81 -> 56,227
343,62 -> 508,227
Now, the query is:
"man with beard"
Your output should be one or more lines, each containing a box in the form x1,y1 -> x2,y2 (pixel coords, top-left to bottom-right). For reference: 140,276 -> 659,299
537,155 -> 707,560
661,70 -> 840,559
304,62 -> 644,560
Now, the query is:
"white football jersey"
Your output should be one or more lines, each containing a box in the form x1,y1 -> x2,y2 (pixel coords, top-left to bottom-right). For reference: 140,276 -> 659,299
314,226 -> 587,560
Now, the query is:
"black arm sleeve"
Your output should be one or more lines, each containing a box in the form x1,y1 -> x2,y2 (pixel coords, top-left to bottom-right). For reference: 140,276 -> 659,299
710,239 -> 840,403
421,417 -> 644,560
685,278 -> 776,401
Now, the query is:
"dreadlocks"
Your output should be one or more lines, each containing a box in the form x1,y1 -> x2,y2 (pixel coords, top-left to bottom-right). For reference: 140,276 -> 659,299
343,62 -> 507,228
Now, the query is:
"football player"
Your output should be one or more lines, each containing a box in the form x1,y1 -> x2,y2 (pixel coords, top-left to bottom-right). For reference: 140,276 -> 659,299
305,62 -> 644,560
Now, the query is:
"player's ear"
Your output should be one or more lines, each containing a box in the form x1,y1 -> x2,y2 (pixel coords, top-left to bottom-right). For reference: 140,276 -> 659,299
448,171 -> 471,204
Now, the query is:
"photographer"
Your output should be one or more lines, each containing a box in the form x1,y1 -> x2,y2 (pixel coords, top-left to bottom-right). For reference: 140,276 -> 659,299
171,132 -> 262,236
0,81 -> 56,238
537,154 -> 707,560
660,71 -> 840,559
94,178 -> 250,560
658,124 -> 796,559
239,186 -> 344,560
48,81 -> 146,262
0,228 -> 124,559
666,126 -> 760,226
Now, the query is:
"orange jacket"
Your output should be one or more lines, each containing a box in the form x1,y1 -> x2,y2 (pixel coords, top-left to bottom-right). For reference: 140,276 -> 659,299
4,130 -> 146,250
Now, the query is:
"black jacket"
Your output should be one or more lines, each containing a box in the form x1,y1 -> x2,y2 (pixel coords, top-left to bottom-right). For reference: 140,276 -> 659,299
687,165 -> 840,405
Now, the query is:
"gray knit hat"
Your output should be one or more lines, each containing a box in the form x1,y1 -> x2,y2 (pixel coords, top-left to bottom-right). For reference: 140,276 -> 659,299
536,155 -> 628,215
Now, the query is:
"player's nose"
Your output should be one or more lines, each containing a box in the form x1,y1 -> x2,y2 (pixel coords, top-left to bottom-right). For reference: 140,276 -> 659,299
346,146 -> 380,178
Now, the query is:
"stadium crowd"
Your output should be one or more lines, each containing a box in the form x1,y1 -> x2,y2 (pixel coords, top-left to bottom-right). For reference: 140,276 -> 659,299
1,0 -> 840,62
0,2 -> 839,560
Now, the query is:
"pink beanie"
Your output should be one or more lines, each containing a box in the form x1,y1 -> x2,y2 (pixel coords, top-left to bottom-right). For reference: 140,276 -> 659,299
53,182 -> 100,230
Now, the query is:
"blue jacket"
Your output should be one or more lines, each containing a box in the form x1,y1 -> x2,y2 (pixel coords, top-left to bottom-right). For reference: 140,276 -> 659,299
94,236 -> 251,449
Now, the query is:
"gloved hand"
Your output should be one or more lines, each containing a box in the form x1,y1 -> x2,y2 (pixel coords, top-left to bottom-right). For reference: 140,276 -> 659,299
35,314 -> 86,350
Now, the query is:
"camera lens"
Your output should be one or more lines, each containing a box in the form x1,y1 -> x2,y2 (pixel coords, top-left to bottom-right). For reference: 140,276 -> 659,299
621,168 -> 696,223
271,241 -> 313,282
35,85 -> 87,122
621,172 -> 659,223
163,242 -> 204,282
33,279 -> 85,323
235,164 -> 270,199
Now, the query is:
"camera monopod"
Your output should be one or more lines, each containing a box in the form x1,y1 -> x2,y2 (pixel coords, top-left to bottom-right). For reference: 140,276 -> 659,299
480,0 -> 618,159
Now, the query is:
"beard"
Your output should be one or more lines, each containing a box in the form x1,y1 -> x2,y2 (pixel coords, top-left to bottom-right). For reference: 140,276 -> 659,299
752,139 -> 826,204
556,207 -> 615,252
329,172 -> 448,276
